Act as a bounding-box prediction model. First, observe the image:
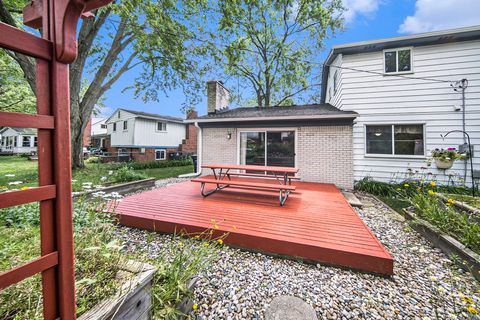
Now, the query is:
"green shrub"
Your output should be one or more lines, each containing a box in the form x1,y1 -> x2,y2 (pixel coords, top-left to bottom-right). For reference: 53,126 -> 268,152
355,177 -> 397,197
111,159 -> 192,171
408,193 -> 480,254
112,165 -> 148,183
85,156 -> 101,164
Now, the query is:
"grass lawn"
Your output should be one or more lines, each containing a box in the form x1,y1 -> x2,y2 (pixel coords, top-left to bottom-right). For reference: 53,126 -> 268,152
0,156 -> 193,192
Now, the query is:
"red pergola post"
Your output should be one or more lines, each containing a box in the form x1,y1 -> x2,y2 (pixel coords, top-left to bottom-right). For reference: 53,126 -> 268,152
0,0 -> 113,318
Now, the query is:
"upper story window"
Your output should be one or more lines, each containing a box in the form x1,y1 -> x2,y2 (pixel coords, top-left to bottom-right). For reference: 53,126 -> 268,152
101,124 -> 107,129
157,122 -> 167,132
118,111 -> 121,118
333,70 -> 339,95
123,120 -> 128,131
366,124 -> 424,156
384,48 -> 412,74
113,122 -> 117,132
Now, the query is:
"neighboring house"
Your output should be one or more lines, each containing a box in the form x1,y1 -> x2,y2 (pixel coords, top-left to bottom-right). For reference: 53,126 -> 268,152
90,117 -> 108,150
105,108 -> 197,162
321,26 -> 480,185
0,127 -> 37,154
185,81 -> 358,189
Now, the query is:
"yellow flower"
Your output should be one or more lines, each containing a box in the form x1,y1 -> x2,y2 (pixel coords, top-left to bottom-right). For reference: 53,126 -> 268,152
428,190 -> 435,195
430,181 -> 436,187
193,235 -> 200,239
447,198 -> 455,205
461,296 -> 474,304
467,306 -> 478,314
20,186 -> 30,190
446,203 -> 452,206
214,224 -> 219,229
203,242 -> 209,247
430,276 -> 438,281
192,303 -> 198,311
404,183 -> 410,187
396,188 -> 401,191
217,239 -> 224,245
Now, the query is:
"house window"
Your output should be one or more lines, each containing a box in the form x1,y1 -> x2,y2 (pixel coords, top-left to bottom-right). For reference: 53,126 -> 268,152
157,122 -> 167,132
366,124 -> 424,156
333,70 -> 339,95
384,48 -> 412,74
113,122 -> 117,132
34,137 -> 38,147
118,111 -> 121,118
101,124 -> 107,129
155,149 -> 166,160
123,120 -> 128,131
118,148 -> 128,156
22,136 -> 30,147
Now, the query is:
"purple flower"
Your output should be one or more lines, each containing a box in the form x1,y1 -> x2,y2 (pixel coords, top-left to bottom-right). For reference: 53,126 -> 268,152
447,147 -> 456,150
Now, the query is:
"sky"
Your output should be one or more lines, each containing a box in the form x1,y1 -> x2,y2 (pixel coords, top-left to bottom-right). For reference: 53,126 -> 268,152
99,0 -> 480,119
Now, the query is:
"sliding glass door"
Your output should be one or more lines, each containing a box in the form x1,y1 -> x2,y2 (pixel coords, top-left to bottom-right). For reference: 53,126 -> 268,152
239,130 -> 295,168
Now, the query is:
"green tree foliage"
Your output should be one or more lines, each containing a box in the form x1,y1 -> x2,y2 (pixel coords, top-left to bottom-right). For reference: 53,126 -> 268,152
0,0 -> 210,167
0,50 -> 36,113
213,0 -> 344,107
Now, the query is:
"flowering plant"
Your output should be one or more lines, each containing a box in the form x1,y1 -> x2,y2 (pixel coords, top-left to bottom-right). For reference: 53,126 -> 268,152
430,148 -> 465,162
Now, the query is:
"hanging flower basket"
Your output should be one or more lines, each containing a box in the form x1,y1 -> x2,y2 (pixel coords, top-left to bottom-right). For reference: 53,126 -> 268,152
430,148 -> 465,170
435,159 -> 454,170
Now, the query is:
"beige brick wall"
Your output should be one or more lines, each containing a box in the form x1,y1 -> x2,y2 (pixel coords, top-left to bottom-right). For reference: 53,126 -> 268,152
201,127 -> 237,175
296,125 -> 353,189
201,125 -> 354,189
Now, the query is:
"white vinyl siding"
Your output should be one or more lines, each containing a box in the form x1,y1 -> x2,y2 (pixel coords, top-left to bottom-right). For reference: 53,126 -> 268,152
327,39 -> 480,184
133,118 -> 185,147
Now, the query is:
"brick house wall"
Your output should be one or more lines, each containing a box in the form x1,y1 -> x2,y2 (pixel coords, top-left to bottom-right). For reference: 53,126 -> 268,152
179,111 -> 198,154
83,118 -> 92,147
200,125 -> 354,189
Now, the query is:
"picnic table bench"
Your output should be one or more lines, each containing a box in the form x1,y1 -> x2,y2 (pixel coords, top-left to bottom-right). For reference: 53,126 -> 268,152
191,163 -> 299,206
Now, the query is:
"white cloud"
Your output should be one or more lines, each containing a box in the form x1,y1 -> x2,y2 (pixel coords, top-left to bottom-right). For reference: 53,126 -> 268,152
342,0 -> 382,23
399,0 -> 480,34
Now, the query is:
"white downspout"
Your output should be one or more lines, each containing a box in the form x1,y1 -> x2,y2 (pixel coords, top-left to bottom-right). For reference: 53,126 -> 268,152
179,121 -> 202,178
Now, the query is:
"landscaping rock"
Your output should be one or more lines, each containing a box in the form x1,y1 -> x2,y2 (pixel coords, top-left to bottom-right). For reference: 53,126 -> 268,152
116,178 -> 480,319
265,296 -> 317,320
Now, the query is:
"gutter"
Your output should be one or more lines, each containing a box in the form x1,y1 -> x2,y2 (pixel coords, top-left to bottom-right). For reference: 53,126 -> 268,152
184,113 -> 357,124
178,121 -> 202,178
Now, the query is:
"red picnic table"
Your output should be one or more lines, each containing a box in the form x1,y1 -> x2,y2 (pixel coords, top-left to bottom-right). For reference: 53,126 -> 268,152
191,163 -> 299,206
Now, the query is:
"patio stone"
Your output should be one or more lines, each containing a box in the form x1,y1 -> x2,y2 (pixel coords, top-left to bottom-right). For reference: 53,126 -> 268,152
265,296 -> 317,320
342,191 -> 363,207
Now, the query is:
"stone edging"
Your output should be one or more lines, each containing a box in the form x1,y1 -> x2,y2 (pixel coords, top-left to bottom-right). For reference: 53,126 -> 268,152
402,209 -> 480,281
78,260 -> 157,320
73,178 -> 156,199
368,194 -> 479,281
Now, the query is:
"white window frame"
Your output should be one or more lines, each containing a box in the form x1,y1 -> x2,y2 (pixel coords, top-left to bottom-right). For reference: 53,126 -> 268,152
155,149 -> 166,160
156,121 -> 167,132
236,128 -> 298,167
383,47 -> 414,75
123,120 -> 128,131
364,123 -> 426,159
22,136 -> 31,147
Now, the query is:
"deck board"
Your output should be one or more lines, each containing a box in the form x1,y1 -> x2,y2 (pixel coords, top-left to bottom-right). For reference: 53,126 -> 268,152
112,179 -> 394,275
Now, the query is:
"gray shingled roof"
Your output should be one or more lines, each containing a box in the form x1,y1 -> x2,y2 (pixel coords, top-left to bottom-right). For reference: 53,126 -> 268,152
0,127 -> 37,135
190,104 -> 357,121
119,108 -> 183,122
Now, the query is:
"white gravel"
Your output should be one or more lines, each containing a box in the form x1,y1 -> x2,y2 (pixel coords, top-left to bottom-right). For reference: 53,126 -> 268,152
117,185 -> 480,319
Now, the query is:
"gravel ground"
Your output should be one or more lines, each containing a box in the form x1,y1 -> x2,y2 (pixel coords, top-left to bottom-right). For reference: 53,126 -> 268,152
117,185 -> 479,320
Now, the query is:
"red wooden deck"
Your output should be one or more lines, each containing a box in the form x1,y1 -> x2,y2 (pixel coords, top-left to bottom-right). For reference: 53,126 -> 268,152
112,179 -> 394,275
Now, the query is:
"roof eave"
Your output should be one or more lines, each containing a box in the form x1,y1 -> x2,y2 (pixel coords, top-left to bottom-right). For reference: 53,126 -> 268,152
184,113 -> 357,124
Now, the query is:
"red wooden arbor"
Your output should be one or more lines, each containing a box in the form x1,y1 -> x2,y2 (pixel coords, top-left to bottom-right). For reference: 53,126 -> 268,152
0,0 -> 112,318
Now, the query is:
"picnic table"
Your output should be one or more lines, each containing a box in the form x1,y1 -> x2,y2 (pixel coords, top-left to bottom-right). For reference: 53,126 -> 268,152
191,163 -> 299,206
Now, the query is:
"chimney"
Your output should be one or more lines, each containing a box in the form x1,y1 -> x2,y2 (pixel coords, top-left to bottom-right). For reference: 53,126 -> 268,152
207,81 -> 230,114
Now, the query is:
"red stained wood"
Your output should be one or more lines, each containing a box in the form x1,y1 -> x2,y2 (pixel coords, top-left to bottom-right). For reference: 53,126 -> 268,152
0,22 -> 52,60
203,163 -> 299,174
191,177 -> 297,190
0,185 -> 56,209
0,252 -> 58,290
111,180 -> 394,275
0,112 -> 55,129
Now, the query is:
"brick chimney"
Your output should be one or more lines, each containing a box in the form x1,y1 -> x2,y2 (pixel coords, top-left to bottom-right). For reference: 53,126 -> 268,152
207,81 -> 230,114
